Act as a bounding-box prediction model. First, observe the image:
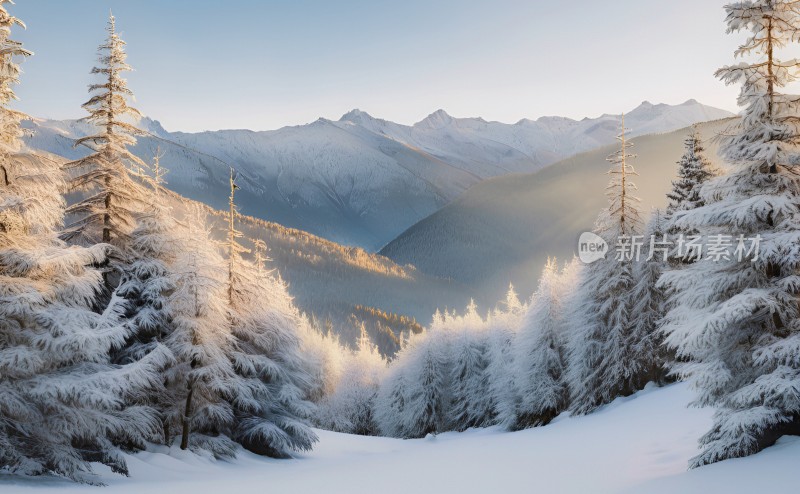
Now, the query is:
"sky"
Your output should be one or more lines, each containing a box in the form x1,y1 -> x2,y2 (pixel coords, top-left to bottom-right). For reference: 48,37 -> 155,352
8,1 -> 762,132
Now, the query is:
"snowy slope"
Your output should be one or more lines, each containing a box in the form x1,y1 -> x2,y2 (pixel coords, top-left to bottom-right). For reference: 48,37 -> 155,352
3,383 -> 798,493
381,118 -> 734,306
23,100 -> 732,251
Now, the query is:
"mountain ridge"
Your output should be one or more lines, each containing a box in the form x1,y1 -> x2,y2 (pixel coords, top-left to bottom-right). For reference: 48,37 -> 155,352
23,100 -> 734,251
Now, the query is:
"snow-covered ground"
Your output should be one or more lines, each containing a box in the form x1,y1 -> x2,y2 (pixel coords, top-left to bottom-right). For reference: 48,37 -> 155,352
3,383 -> 798,493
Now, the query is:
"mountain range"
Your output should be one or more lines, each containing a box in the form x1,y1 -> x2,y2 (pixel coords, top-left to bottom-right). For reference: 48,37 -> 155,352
23,99 -> 733,251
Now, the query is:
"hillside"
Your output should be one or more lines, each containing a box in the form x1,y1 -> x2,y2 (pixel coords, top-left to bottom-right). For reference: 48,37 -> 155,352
25,150 -> 470,352
381,119 -> 734,305
23,100 -> 732,251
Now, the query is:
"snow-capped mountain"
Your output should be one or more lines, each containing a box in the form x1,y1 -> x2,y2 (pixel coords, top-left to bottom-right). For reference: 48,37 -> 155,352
23,100 -> 733,251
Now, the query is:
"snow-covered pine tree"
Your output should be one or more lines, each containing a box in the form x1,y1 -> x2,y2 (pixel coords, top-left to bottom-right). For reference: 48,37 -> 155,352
113,152 -> 181,444
486,285 -> 527,429
628,210 -> 668,386
301,316 -> 345,404
666,128 -> 716,233
567,114 -> 644,415
513,258 -> 569,428
374,358 -> 409,437
0,241 -> 171,482
376,309 -> 454,438
0,0 -> 30,198
316,324 -> 386,435
0,2 -> 58,241
1,6 -> 169,481
62,13 -> 150,258
224,170 -> 318,457
449,301 -> 493,431
661,0 -> 800,467
164,212 -> 238,457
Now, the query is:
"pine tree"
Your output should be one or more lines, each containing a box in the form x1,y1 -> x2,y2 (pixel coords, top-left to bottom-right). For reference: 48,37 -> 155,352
376,310 -> 453,438
661,0 -> 800,467
62,13 -> 149,256
567,115 -> 644,415
449,301 -> 493,431
114,152 -> 181,444
486,285 -> 527,429
0,1 -> 55,239
316,324 -> 386,435
0,0 -> 30,196
513,258 -> 570,428
628,210 -> 668,386
225,170 -> 318,457
666,128 -> 716,233
0,6 -> 168,481
165,213 -> 238,457
374,360 -> 409,437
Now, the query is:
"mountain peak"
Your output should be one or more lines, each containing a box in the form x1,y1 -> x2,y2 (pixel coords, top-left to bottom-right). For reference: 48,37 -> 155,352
415,109 -> 454,129
339,108 -> 376,124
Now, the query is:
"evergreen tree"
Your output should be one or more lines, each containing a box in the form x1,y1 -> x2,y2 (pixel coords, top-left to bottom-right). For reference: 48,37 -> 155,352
165,213 -> 238,457
513,258 -> 571,428
486,286 -> 526,429
316,324 -> 386,435
62,13 -> 150,257
449,301 -> 493,431
0,0 -> 30,197
629,210 -> 668,386
0,2 -> 55,240
114,152 -> 181,444
567,115 -> 645,415
0,6 -> 168,481
376,310 -> 453,438
666,128 -> 716,223
225,170 -> 318,457
374,360 -> 409,437
661,0 -> 800,467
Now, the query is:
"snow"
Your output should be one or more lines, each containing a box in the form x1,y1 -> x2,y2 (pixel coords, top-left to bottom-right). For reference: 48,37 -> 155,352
3,383 -> 797,493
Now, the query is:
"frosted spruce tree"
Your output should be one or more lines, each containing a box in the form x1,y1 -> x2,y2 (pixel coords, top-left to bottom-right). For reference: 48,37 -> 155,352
449,301 -> 493,431
566,114 -> 645,415
486,286 -> 527,429
666,128 -> 716,233
0,6 -> 169,481
374,359 -> 409,437
0,3 -> 58,242
661,0 -> 800,467
62,13 -> 150,258
375,310 -> 454,438
513,259 -> 571,428
316,324 -> 386,435
628,210 -> 668,386
164,212 -> 239,457
0,0 -> 30,198
225,170 -> 318,457
113,153 -> 182,444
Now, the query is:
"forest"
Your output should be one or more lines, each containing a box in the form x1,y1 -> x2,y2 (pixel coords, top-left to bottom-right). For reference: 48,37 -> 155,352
2,0 -> 800,488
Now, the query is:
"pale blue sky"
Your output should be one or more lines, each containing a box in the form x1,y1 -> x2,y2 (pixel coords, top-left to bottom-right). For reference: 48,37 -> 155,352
11,1 -> 752,132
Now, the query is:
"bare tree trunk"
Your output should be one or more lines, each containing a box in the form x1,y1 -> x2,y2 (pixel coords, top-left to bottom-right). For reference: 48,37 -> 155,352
180,384 -> 194,450
163,419 -> 171,446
